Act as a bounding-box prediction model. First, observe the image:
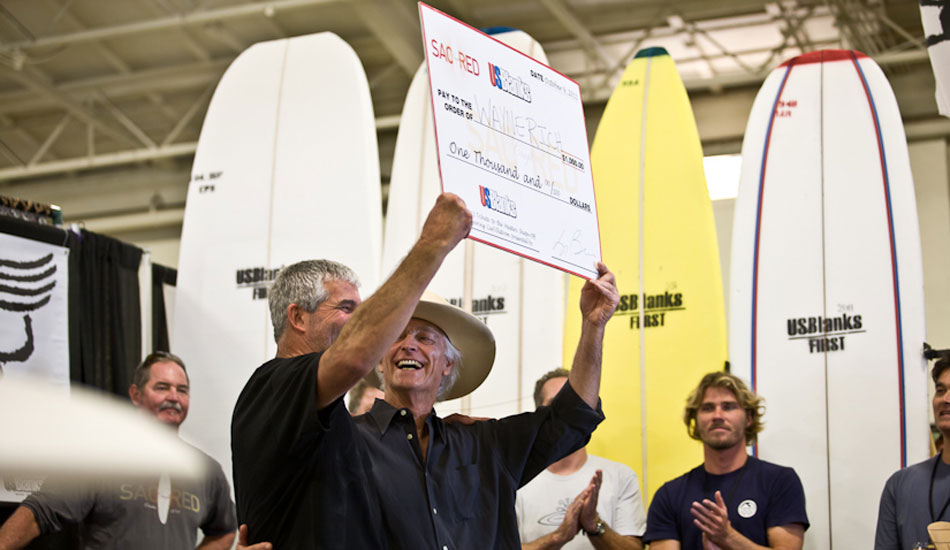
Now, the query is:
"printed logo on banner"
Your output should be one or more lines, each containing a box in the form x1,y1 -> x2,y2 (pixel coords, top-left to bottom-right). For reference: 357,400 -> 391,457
487,62 -> 532,103
0,253 -> 58,365
478,186 -> 518,218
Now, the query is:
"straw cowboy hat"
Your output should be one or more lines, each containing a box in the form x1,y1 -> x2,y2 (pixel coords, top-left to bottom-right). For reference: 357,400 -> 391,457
372,291 -> 496,401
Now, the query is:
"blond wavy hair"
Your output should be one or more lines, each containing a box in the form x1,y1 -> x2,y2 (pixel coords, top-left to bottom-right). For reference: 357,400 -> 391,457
684,371 -> 765,445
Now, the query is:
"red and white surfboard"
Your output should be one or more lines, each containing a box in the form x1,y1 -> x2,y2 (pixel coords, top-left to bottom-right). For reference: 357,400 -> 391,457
729,50 -> 927,550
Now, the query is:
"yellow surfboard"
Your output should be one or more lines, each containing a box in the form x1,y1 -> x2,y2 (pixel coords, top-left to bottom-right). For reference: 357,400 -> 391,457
563,47 -> 727,504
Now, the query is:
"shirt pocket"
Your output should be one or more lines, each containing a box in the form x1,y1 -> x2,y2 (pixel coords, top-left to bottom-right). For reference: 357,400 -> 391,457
446,463 -> 480,521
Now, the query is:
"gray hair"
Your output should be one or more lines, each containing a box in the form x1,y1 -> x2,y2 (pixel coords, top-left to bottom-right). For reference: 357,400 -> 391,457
375,335 -> 462,402
269,259 -> 360,343
132,351 -> 188,390
437,339 -> 462,401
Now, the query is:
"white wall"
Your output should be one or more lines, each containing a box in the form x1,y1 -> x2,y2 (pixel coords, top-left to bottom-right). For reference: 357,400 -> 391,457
910,139 -> 950,351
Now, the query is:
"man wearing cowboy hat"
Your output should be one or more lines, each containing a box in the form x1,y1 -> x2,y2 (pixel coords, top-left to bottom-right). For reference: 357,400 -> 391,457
232,193 -> 618,550
233,193 -> 472,549
353,259 -> 615,549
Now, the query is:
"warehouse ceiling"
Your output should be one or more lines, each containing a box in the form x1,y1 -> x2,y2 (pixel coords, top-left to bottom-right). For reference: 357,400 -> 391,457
0,0 -> 938,229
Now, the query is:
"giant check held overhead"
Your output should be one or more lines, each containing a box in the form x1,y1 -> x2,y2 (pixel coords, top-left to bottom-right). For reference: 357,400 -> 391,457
419,3 -> 602,279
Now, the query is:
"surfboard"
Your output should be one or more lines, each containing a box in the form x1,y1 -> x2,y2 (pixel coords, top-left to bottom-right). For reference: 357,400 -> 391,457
173,32 -> 381,483
382,29 -> 565,418
729,50 -> 928,550
561,47 -> 727,504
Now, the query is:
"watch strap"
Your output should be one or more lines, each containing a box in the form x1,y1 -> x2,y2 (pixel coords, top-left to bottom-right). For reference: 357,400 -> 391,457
585,519 -> 607,537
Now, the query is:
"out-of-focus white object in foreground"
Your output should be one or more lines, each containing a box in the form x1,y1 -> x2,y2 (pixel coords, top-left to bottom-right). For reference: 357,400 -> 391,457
0,377 -> 205,480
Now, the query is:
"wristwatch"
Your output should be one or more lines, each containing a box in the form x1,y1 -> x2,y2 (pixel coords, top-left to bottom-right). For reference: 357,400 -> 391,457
585,519 -> 607,537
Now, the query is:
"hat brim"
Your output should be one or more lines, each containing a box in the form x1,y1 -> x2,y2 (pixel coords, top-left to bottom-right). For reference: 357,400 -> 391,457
370,293 -> 496,401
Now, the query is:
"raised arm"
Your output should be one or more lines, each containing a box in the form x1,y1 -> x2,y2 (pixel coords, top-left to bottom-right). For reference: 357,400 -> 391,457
568,262 -> 619,409
315,193 -> 472,409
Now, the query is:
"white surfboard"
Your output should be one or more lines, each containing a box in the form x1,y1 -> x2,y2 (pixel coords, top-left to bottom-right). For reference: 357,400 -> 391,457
173,32 -> 381,482
382,29 -> 565,417
729,50 -> 927,550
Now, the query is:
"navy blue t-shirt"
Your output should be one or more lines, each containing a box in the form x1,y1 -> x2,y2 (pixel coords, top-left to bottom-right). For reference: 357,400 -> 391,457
644,456 -> 808,549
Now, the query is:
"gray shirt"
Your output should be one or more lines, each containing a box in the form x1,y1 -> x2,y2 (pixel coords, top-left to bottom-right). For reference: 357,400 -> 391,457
23,445 -> 236,550
876,455 -> 950,550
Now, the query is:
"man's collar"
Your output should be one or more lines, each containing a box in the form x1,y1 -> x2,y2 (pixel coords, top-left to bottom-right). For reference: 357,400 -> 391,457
702,453 -> 752,476
365,399 -> 398,434
365,399 -> 444,440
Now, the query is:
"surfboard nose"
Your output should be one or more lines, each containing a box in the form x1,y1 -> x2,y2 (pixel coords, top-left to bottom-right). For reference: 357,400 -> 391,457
778,49 -> 869,67
634,46 -> 669,58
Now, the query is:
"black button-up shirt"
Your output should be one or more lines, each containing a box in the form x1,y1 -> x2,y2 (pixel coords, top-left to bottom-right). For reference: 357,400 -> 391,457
355,382 -> 603,550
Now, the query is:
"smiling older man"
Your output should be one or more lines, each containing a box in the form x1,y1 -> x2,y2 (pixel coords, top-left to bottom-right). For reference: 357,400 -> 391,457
353,261 -> 617,550
232,193 -> 618,550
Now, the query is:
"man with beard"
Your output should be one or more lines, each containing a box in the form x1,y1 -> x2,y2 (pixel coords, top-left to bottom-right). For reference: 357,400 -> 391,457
644,372 -> 808,550
0,351 -> 249,550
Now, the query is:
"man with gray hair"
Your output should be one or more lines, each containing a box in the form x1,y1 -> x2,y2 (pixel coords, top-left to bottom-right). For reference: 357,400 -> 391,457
233,193 -> 472,548
348,258 -> 616,549
232,192 -> 620,549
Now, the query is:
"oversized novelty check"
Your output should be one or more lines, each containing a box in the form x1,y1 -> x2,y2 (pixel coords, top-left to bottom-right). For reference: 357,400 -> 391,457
419,3 -> 602,279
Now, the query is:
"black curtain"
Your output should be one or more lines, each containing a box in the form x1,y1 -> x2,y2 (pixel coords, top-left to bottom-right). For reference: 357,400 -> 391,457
77,230 -> 142,397
151,263 -> 177,353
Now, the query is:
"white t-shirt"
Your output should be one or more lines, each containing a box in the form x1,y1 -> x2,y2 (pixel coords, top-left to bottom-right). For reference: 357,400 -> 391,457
517,454 -> 646,548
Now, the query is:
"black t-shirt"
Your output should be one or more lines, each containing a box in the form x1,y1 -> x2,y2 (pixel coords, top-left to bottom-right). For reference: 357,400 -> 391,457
644,456 -> 808,549
231,353 -> 385,549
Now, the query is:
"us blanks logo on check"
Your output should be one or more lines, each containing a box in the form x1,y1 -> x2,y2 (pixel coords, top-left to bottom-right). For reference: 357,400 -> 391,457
487,61 -> 532,103
479,186 -> 517,218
